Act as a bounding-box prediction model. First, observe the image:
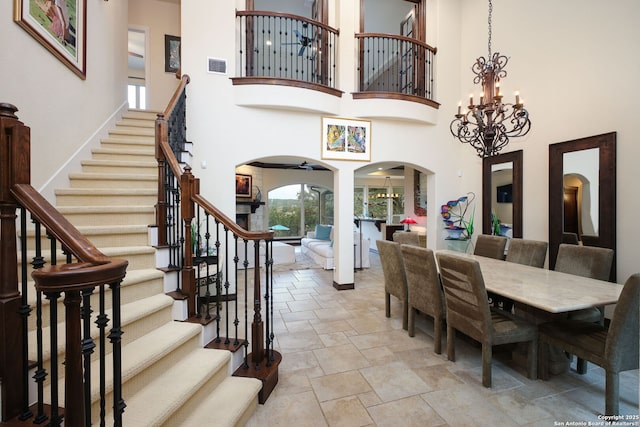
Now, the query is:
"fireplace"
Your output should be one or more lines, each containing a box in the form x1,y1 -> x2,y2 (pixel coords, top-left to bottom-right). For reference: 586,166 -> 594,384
236,213 -> 249,230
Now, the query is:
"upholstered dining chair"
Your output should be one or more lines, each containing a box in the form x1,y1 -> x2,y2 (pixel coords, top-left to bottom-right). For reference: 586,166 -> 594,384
375,240 -> 408,330
436,252 -> 538,387
474,234 -> 507,260
505,238 -> 548,268
538,273 -> 640,415
392,231 -> 421,247
400,245 -> 445,353
555,243 -> 615,373
475,234 -> 509,311
555,243 -> 614,324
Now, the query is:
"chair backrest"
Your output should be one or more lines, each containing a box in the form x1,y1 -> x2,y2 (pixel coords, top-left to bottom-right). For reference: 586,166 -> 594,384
505,238 -> 548,268
375,240 -> 407,300
400,245 -> 444,318
554,243 -> 614,281
605,273 -> 640,372
436,253 -> 492,343
474,234 -> 507,260
562,232 -> 580,245
392,231 -> 421,247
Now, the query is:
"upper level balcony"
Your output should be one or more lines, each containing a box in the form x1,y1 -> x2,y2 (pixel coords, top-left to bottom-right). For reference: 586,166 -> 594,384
233,11 -> 439,119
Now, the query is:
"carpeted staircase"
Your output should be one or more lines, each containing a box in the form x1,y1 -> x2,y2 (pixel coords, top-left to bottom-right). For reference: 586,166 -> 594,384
27,110 -> 261,426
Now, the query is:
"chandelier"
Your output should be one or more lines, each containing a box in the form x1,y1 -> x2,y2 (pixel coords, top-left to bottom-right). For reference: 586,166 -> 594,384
450,0 -> 531,157
375,177 -> 398,199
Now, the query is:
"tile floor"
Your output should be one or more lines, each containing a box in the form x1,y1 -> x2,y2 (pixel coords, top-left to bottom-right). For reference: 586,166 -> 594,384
246,249 -> 639,427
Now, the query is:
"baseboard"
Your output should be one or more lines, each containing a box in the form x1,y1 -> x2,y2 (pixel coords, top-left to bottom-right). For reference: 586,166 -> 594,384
333,281 -> 354,290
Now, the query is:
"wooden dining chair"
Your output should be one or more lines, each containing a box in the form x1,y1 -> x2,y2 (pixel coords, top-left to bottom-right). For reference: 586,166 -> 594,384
375,240 -> 408,330
539,273 -> 640,415
392,231 -> 421,247
505,238 -> 548,268
436,252 -> 538,387
400,245 -> 445,353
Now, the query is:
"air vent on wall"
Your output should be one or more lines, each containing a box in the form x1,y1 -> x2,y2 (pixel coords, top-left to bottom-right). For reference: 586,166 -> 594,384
207,57 -> 227,75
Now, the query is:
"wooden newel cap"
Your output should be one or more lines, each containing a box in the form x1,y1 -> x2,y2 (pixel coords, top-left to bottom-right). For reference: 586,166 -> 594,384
0,103 -> 18,119
32,258 -> 129,292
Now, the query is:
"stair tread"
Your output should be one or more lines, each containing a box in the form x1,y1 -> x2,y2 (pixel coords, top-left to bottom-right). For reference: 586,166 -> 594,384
92,147 -> 154,155
81,159 -> 157,167
44,321 -> 203,404
69,172 -> 157,181
112,348 -> 232,426
29,293 -> 174,360
57,205 -> 155,214
55,188 -> 157,195
180,377 -> 262,426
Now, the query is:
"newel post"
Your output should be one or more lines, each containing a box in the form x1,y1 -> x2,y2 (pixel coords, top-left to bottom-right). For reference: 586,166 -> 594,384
155,114 -> 168,247
0,103 -> 30,421
181,166 -> 197,317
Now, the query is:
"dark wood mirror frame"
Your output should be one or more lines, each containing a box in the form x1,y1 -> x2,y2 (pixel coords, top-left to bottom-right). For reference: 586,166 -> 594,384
482,150 -> 523,238
548,132 -> 616,281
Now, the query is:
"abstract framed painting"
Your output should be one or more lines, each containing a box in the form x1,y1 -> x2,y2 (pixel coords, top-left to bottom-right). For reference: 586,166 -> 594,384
321,117 -> 371,162
14,0 -> 87,79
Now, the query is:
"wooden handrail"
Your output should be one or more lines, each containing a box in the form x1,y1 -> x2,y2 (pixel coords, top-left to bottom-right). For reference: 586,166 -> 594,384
162,74 -> 190,119
236,10 -> 340,36
11,183 -> 110,265
354,32 -> 437,54
192,193 -> 274,241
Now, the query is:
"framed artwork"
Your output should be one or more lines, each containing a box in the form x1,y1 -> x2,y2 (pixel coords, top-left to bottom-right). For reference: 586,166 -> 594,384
14,0 -> 87,79
235,174 -> 252,198
321,117 -> 371,162
164,34 -> 181,73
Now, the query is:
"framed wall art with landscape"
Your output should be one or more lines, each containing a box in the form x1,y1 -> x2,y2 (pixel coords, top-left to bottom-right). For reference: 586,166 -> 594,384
14,0 -> 87,79
164,34 -> 181,73
321,117 -> 371,162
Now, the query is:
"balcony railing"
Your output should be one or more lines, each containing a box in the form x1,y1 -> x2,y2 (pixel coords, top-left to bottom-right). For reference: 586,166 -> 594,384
235,11 -> 339,94
354,33 -> 438,107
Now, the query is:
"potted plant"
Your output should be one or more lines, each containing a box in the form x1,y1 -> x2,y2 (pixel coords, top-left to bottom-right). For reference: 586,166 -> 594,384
441,192 -> 475,240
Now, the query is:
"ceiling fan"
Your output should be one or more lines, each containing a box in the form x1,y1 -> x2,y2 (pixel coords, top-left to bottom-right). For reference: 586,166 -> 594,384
296,161 -> 313,170
281,23 -> 313,57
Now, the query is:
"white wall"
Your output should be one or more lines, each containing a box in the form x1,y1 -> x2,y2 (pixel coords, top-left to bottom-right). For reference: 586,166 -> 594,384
0,1 -> 128,190
129,0 -> 181,111
459,0 -> 639,281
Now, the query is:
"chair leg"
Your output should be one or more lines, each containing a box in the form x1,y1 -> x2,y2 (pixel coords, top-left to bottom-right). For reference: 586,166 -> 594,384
385,292 -> 391,318
528,337 -> 538,380
447,326 -> 456,361
539,339 -> 550,380
577,357 -> 588,374
408,306 -> 415,337
482,343 -> 492,387
605,371 -> 619,416
433,315 -> 442,355
401,298 -> 408,331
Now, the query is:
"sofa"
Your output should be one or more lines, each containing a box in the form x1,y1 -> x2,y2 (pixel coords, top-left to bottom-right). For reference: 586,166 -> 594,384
301,225 -> 370,270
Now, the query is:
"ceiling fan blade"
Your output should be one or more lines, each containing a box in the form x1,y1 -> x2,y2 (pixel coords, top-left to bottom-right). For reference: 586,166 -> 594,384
128,51 -> 143,58
298,46 -> 306,56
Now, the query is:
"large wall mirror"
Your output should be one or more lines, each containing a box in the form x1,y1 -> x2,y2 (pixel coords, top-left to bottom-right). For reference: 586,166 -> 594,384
548,132 -> 616,281
482,150 -> 523,238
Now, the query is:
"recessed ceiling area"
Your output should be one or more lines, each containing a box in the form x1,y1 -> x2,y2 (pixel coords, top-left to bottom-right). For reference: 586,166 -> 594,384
245,157 -> 405,177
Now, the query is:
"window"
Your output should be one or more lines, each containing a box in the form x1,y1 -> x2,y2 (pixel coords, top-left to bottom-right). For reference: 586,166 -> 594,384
128,84 -> 146,109
268,184 -> 333,238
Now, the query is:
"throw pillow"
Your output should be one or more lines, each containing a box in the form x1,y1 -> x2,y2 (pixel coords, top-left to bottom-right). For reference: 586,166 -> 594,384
315,224 -> 332,241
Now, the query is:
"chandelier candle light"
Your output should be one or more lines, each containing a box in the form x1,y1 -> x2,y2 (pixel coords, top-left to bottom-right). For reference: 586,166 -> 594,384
450,0 -> 531,157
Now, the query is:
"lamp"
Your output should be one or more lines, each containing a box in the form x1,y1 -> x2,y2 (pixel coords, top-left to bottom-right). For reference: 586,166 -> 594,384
400,217 -> 417,231
376,177 -> 398,199
450,0 -> 531,158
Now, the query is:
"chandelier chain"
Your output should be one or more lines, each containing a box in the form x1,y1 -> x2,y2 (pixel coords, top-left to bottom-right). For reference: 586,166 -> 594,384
487,0 -> 493,58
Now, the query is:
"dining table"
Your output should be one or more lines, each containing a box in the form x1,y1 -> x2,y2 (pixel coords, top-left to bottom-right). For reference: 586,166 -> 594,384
437,249 -> 623,314
436,249 -> 624,375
